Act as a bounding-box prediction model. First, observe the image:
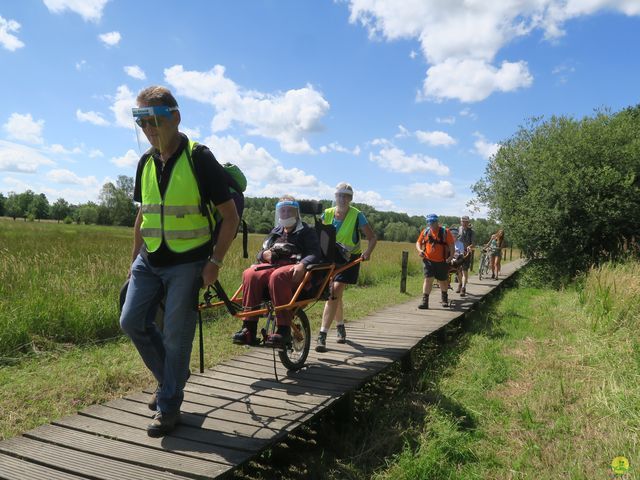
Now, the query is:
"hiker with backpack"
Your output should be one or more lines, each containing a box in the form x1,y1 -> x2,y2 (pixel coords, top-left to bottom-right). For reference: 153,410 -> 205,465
315,182 -> 377,353
456,215 -> 475,296
120,86 -> 239,438
232,195 -> 321,349
416,214 -> 455,309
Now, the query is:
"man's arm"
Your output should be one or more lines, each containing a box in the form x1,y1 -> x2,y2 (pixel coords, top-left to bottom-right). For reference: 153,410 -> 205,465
132,207 -> 143,262
201,199 -> 239,286
361,223 -> 377,261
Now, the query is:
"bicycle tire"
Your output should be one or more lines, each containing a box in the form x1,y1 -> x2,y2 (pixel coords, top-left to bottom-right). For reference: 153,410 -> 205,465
279,309 -> 311,371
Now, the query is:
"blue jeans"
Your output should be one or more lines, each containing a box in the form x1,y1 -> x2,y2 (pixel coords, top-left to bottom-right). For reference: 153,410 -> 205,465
120,254 -> 205,414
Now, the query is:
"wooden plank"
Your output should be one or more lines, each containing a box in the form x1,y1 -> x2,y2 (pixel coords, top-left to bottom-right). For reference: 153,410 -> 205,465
78,405 -> 273,450
0,452 -> 88,480
53,414 -> 248,465
108,397 -> 301,433
0,437 -> 192,480
24,424 -> 229,479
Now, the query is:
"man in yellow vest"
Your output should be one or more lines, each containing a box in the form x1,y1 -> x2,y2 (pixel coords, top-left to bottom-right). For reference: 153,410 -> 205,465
315,182 -> 377,352
120,86 -> 239,437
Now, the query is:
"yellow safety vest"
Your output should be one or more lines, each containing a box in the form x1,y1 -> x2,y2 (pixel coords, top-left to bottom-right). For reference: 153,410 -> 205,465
140,140 -> 215,253
323,206 -> 362,255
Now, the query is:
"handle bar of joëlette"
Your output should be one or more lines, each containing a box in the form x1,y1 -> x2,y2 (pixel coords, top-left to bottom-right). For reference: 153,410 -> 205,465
198,256 -> 364,318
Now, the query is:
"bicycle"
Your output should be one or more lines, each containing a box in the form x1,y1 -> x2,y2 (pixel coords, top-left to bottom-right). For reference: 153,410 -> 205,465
477,248 -> 491,280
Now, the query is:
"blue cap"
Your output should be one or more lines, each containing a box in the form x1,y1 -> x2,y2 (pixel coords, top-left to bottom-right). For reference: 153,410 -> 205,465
426,213 -> 439,224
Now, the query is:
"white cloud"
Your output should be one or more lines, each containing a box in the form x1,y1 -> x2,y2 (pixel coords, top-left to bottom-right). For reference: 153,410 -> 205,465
395,124 -> 411,138
423,58 -> 533,103
353,189 -> 398,211
181,126 -> 201,140
369,146 -> 449,175
46,169 -> 98,187
89,149 -> 104,158
416,130 -> 456,147
3,113 -> 45,144
436,116 -> 455,124
109,85 -> 137,128
98,31 -> 121,47
47,144 -> 82,155
347,0 -> 640,102
43,0 -> 110,22
409,50 -> 417,59
473,132 -> 500,159
76,109 -> 109,126
0,140 -> 55,173
406,181 -> 456,199
0,15 -> 25,51
164,64 -> 330,154
75,59 -> 87,71
124,65 -> 146,80
110,149 -> 139,168
318,142 -> 361,155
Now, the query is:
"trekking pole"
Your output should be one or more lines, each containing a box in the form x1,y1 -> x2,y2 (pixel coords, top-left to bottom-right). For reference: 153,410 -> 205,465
198,310 -> 204,374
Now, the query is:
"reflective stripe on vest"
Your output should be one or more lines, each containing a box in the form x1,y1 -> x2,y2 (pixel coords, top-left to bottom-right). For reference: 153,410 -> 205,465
140,139 -> 215,253
323,206 -> 362,255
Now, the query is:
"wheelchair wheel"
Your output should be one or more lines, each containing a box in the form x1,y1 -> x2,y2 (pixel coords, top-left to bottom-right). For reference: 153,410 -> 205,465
279,309 -> 310,371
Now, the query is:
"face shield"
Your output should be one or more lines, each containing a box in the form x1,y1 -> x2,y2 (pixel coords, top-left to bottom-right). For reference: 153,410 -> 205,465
132,105 -> 179,155
275,200 -> 300,229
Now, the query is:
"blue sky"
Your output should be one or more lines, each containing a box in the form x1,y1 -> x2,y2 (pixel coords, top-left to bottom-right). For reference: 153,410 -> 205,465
1,0 -> 639,216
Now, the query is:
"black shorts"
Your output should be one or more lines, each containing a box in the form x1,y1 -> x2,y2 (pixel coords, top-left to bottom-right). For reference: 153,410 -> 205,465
462,255 -> 472,271
422,259 -> 449,281
334,254 -> 361,285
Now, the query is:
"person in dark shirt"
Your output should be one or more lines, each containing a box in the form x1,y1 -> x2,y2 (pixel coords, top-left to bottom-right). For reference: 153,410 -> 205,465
232,195 -> 321,348
120,86 -> 239,438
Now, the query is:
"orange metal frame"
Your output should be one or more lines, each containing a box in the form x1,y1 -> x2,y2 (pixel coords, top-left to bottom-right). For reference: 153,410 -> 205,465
199,257 -> 363,318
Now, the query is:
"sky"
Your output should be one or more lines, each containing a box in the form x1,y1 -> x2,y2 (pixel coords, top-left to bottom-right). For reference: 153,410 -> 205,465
1,0 -> 639,217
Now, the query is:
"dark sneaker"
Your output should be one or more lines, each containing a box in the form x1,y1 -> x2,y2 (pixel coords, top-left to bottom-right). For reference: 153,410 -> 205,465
456,284 -> 462,294
265,327 -> 291,350
232,327 -> 256,345
315,331 -> 327,352
148,384 -> 161,411
336,324 -> 346,344
441,292 -> 449,307
147,410 -> 180,437
418,294 -> 429,310
460,287 -> 466,297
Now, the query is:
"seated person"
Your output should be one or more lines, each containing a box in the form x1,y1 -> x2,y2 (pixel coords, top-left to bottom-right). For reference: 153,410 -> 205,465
232,195 -> 321,348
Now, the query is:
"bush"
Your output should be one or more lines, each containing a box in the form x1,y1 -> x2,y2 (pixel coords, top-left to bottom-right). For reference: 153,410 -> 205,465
63,216 -> 73,224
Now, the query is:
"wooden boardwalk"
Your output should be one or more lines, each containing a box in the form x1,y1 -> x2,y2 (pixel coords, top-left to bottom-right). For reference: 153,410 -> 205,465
0,260 -> 524,479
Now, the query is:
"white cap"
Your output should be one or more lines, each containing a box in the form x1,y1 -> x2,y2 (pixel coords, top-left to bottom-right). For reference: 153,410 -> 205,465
335,182 -> 353,196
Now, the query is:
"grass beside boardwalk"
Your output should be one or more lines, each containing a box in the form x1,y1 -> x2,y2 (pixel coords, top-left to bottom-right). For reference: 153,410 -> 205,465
0,218 -> 427,439
228,261 -> 639,480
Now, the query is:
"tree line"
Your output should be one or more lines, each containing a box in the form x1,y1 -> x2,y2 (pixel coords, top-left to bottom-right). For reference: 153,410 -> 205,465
1,181 -> 502,245
473,104 -> 640,279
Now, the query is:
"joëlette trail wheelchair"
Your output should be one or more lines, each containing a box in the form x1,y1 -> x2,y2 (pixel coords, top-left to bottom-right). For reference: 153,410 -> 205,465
196,200 -> 362,377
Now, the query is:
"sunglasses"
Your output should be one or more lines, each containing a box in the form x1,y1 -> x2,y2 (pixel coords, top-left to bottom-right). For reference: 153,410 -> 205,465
132,106 -> 178,129
135,116 -> 164,128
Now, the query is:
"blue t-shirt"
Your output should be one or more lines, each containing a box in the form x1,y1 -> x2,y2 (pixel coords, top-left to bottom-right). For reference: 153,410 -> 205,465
321,210 -> 369,245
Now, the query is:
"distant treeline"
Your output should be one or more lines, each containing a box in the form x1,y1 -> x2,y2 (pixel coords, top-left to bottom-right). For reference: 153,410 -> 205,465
0,183 -> 501,245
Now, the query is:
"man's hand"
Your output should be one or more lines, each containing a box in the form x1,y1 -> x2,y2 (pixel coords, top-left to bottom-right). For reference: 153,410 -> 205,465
202,262 -> 220,287
290,263 -> 306,284
361,251 -> 372,261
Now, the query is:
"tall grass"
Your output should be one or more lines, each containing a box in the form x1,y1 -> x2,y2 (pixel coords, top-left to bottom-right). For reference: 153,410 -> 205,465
0,219 -> 423,359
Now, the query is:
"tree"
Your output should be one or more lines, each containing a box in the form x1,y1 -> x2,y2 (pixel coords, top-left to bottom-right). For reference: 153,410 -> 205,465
0,192 -> 5,216
50,198 -> 71,223
4,192 -> 23,220
473,106 -> 640,278
98,175 -> 136,226
17,190 -> 35,221
78,202 -> 99,225
29,193 -> 50,220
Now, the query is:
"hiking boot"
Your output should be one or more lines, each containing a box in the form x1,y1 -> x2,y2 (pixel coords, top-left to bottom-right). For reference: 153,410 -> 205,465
460,287 -> 466,297
336,324 -> 347,344
148,384 -> 161,411
418,294 -> 429,310
315,331 -> 327,352
265,326 -> 291,350
232,326 -> 258,346
441,292 -> 449,308
147,410 -> 180,438
456,284 -> 462,294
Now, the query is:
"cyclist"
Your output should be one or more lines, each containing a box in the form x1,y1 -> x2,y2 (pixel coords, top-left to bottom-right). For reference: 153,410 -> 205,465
457,216 -> 475,296
416,214 -> 455,309
232,196 -> 321,348
316,182 -> 377,352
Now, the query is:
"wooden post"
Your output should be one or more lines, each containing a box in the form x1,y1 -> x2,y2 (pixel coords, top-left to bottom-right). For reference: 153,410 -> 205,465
401,351 -> 413,372
400,251 -> 408,293
509,245 -> 513,261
